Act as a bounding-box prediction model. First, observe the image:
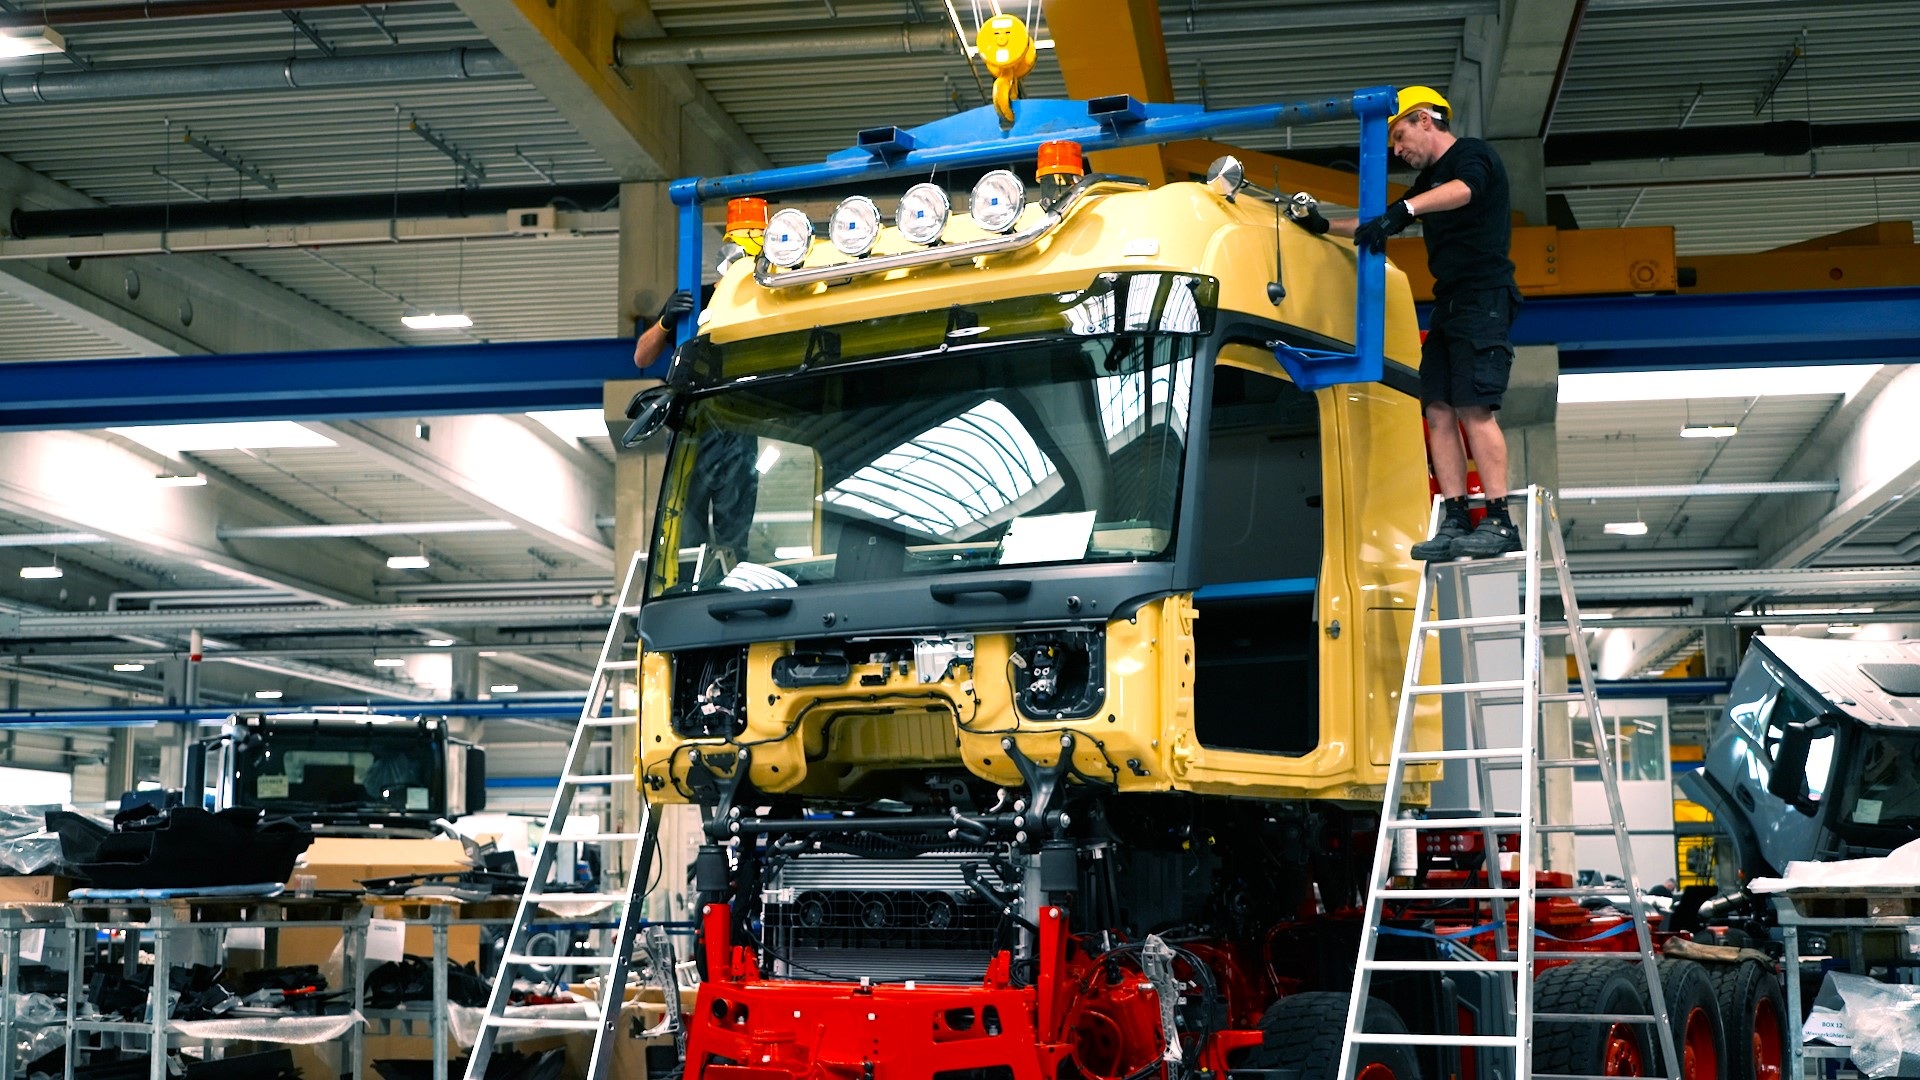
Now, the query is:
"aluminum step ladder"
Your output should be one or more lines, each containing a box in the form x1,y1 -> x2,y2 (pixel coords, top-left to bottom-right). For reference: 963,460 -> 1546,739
1336,486 -> 1680,1080
465,551 -> 679,1080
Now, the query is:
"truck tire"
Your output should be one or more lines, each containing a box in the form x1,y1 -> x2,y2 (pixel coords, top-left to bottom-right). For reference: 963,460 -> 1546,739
1707,960 -> 1787,1080
1239,991 -> 1420,1080
1655,958 -> 1726,1080
1532,959 -> 1653,1077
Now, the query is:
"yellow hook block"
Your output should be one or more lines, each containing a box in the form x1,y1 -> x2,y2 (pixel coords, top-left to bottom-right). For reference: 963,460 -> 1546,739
977,13 -> 1036,123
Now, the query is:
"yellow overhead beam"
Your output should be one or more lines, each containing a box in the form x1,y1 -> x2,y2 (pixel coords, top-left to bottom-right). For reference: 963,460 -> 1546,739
1043,0 -> 1173,186
1680,222 -> 1920,293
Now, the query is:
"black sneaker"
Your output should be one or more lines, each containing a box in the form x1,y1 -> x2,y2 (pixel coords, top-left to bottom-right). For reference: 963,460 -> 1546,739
1412,519 -> 1471,561
1451,517 -> 1522,559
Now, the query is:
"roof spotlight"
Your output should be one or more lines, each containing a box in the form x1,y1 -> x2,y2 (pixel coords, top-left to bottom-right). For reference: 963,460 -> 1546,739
969,170 -> 1026,234
829,196 -> 882,257
763,208 -> 815,269
895,183 -> 950,246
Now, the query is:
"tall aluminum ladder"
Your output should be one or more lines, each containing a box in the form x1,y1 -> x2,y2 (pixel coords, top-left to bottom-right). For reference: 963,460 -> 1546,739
1336,486 -> 1680,1080
465,551 -> 677,1080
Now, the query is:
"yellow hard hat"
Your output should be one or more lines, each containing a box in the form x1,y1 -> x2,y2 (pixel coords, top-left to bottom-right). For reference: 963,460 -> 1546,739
1389,85 -> 1451,130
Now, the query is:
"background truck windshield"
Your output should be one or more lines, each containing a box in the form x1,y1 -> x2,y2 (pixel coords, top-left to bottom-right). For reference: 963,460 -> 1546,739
648,332 -> 1198,598
233,725 -> 444,816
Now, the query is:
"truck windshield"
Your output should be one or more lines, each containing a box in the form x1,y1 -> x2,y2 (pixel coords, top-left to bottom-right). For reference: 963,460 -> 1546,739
648,327 -> 1200,599
1844,729 -> 1920,831
232,725 -> 444,817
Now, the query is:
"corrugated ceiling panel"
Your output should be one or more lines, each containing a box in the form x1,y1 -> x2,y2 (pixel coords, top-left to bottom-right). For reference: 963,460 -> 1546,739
221,234 -> 622,342
0,289 -> 144,361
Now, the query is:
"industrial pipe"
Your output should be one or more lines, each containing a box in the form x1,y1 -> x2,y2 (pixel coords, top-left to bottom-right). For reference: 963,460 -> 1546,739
11,182 -> 618,239
0,47 -> 514,108
615,24 -> 956,67
1,0 -> 436,31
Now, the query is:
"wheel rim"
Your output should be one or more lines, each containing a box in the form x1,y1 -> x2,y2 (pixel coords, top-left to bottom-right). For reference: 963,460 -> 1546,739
1752,994 -> 1785,1080
1681,1005 -> 1720,1080
1605,1023 -> 1648,1076
1356,1063 -> 1397,1080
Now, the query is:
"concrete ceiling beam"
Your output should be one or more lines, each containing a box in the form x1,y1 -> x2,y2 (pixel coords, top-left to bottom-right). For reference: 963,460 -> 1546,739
1745,365 -> 1920,569
455,0 -> 766,182
322,415 -> 616,570
0,429 -> 385,602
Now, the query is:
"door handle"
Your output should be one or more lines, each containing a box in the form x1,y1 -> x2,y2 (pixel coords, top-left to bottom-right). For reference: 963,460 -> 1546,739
929,579 -> 1032,603
708,596 -> 794,621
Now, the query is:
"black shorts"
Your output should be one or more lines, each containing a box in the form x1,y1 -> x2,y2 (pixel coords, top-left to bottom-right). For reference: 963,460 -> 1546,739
1420,285 -> 1521,410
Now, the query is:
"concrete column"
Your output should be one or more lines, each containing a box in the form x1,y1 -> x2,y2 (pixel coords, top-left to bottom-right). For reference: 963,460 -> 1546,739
1701,624 -> 1743,682
1503,343 -> 1577,870
1489,138 -> 1547,227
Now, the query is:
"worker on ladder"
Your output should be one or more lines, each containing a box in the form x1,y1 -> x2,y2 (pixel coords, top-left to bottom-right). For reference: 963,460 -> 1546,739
1295,86 -> 1523,560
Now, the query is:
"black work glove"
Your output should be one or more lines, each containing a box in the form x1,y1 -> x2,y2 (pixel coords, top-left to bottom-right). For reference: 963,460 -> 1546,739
1352,200 -> 1415,253
653,290 -> 693,332
1285,192 -> 1330,235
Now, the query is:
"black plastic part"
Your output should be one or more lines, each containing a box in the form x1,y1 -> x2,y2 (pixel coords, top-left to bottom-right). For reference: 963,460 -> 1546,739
1038,841 -> 1078,893
695,845 -> 730,892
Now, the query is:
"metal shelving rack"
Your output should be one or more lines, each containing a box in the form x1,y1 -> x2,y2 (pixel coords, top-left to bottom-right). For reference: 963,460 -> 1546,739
360,899 -> 518,1080
0,904 -> 73,1080
1772,889 -> 1920,1080
61,896 -> 369,1080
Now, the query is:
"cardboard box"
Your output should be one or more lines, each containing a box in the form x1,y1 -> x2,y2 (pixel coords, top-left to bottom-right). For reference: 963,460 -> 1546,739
0,875 -> 73,902
292,837 -> 473,893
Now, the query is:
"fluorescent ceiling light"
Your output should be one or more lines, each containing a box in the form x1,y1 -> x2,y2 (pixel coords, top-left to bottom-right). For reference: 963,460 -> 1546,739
373,657 -> 407,668
1827,624 -> 1863,635
0,532 -> 105,548
489,683 -> 519,694
755,446 -> 781,474
1737,605 -> 1875,617
0,27 -> 65,58
527,409 -> 607,442
426,638 -> 456,647
1679,425 -> 1738,439
386,555 -> 432,570
1560,364 -> 1878,404
18,565 -> 63,579
155,472 -> 209,486
254,689 -> 284,700
773,546 -> 814,560
1603,521 -> 1649,536
108,422 -> 335,453
402,312 -> 474,330
1582,613 -> 1614,621
113,663 -> 146,672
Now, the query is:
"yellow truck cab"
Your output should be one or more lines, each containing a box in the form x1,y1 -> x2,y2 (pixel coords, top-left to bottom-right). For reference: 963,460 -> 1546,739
627,78 -> 1456,1080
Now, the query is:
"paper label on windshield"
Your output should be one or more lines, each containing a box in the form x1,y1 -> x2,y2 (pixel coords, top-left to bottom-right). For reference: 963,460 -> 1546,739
406,787 -> 429,810
1000,511 -> 1096,566
1855,798 -> 1883,825
257,775 -> 289,799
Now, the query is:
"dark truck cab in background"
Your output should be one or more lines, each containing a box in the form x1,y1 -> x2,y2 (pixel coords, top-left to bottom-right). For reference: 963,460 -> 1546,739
211,712 -> 487,837
1679,635 -> 1920,916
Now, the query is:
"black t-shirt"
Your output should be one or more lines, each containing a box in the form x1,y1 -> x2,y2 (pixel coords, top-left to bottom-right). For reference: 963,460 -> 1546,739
1408,137 -> 1515,299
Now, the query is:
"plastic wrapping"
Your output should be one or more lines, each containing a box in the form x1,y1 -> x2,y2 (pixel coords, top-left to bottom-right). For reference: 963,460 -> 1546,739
166,1011 -> 365,1044
1819,972 -> 1920,1078
447,1001 -> 596,1047
0,806 -> 71,876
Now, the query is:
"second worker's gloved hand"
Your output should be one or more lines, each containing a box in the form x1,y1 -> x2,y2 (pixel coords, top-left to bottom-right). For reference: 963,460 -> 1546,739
654,290 -> 694,332
1352,200 -> 1416,253
1285,192 -> 1330,236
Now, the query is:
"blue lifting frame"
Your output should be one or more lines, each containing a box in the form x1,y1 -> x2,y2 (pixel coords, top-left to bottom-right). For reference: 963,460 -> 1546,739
668,87 -> 1398,391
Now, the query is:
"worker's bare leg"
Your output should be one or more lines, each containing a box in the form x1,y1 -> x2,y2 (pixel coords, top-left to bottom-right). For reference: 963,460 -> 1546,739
1456,406 -> 1507,500
1423,403 -> 1469,498
1450,405 -> 1521,557
1411,404 -> 1474,559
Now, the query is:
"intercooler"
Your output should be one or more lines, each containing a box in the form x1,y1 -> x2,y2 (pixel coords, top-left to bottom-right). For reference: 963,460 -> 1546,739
759,851 -> 1003,983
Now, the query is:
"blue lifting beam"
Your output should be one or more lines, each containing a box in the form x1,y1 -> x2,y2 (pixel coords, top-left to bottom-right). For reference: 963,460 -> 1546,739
669,88 -> 1398,390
